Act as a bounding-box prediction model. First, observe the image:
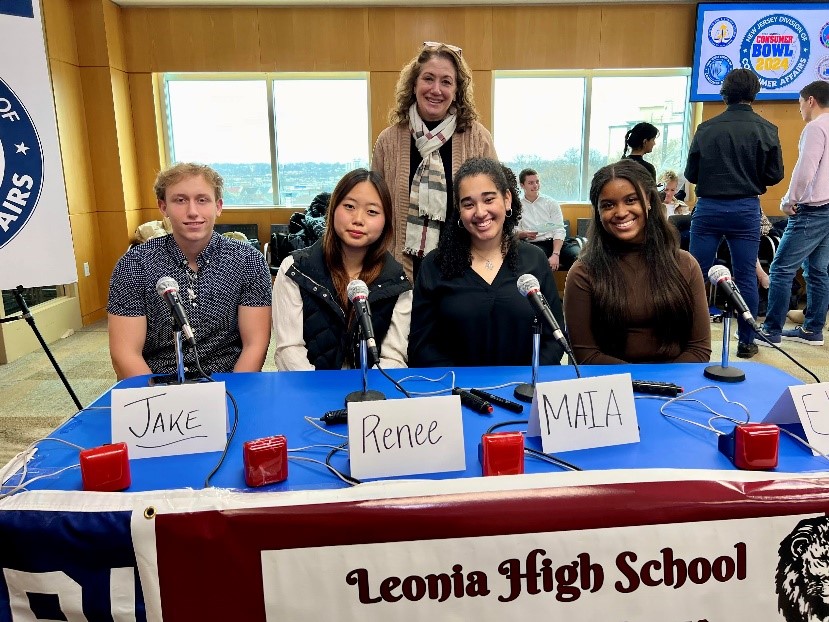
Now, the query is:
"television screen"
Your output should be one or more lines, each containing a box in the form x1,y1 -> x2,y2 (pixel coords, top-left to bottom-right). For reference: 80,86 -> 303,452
691,2 -> 829,101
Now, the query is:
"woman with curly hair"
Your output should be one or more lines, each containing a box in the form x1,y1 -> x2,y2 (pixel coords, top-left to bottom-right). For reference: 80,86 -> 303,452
272,169 -> 412,370
372,42 -> 497,282
408,158 -> 564,367
563,160 -> 711,364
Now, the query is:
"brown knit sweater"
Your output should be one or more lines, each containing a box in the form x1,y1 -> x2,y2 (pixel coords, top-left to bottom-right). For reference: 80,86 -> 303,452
371,121 -> 496,281
563,249 -> 712,364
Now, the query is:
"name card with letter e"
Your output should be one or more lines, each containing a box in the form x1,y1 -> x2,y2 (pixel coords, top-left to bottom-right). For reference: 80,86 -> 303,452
347,395 -> 465,480
527,373 -> 639,453
763,382 -> 829,456
111,381 -> 228,459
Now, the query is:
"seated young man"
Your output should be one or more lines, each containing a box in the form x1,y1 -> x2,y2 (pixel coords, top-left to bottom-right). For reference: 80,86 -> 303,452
107,163 -> 272,379
515,168 -> 579,271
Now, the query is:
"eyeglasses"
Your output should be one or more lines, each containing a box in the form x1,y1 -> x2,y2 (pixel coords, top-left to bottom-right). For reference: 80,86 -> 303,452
422,41 -> 463,57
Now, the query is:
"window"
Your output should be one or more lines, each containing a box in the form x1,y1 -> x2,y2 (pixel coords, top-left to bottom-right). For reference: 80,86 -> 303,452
162,74 -> 370,207
1,286 -> 61,316
494,70 -> 692,201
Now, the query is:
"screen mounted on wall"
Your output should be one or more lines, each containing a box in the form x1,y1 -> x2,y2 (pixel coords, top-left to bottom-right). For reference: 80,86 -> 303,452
691,2 -> 829,101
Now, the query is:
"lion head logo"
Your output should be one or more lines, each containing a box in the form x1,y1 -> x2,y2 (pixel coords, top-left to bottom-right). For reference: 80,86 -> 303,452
777,516 -> 829,621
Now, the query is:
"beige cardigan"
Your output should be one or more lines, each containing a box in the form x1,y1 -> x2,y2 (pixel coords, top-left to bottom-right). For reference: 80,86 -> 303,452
371,121 -> 497,280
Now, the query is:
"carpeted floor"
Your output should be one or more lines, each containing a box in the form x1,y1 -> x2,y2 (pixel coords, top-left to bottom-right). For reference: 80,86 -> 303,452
0,316 -> 826,465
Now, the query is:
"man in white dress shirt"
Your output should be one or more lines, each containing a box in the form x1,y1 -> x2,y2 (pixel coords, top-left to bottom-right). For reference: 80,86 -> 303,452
515,168 -> 578,271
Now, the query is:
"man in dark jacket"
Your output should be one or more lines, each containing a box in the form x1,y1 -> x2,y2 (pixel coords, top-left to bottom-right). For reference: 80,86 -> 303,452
685,68 -> 784,358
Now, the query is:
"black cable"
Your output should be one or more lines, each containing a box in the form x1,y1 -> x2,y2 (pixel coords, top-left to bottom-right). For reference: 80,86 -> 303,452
524,447 -> 582,471
325,442 -> 361,486
568,348 -> 582,378
486,419 -> 528,434
751,325 -> 821,383
376,364 -> 412,397
204,389 -> 240,488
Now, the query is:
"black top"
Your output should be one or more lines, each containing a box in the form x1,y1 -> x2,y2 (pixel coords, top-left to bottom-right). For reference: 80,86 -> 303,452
684,103 -> 784,198
408,242 -> 565,367
625,154 -> 656,181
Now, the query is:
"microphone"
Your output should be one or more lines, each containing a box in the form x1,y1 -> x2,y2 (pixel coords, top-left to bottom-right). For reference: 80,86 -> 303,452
347,279 -> 379,366
517,274 -> 568,348
707,265 -> 759,330
155,277 -> 196,347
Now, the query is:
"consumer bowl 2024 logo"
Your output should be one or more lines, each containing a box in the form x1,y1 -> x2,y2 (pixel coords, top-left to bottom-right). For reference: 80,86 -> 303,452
0,77 -> 43,250
740,14 -> 811,90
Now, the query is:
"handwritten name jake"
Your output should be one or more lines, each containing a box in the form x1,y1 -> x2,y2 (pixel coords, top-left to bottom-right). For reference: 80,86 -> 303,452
345,543 -> 746,605
125,392 -> 206,449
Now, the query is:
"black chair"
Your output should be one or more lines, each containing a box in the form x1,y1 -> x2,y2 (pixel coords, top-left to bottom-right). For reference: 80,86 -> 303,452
668,215 -> 692,251
214,223 -> 261,252
266,224 -> 291,276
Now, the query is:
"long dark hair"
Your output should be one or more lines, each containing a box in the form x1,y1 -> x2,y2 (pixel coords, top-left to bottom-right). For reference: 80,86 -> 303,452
622,122 -> 659,156
436,158 -> 522,279
582,160 -> 694,358
322,169 -> 394,309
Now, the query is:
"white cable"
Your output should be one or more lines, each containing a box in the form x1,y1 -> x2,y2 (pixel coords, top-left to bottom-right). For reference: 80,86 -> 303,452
287,455 -> 355,486
0,464 -> 80,499
396,371 -> 456,396
657,385 -> 751,434
303,416 -> 348,438
778,427 -> 829,464
289,444 -> 350,452
2,437 -> 87,490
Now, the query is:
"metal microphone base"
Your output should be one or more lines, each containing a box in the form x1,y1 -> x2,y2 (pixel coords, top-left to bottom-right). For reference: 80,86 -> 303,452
345,389 -> 386,404
703,365 -> 745,383
514,383 -> 535,403
148,372 -> 211,386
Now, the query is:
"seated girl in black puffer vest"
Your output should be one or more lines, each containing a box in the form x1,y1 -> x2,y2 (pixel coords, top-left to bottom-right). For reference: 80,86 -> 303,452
272,169 -> 412,370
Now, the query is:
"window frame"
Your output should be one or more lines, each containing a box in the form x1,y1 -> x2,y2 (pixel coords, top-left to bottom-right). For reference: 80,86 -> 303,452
159,71 -> 370,209
493,68 -> 693,202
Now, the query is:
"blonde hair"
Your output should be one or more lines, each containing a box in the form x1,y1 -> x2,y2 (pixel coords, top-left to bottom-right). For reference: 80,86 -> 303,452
388,44 -> 478,131
658,170 -> 681,186
154,163 -> 224,202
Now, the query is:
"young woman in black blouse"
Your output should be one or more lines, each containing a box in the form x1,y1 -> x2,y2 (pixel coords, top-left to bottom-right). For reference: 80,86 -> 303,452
408,157 -> 565,367
622,122 -> 659,181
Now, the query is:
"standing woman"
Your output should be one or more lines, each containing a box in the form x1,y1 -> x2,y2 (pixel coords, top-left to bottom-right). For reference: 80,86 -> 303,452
563,160 -> 711,364
272,169 -> 412,370
372,42 -> 497,282
408,158 -> 565,368
622,122 -> 659,181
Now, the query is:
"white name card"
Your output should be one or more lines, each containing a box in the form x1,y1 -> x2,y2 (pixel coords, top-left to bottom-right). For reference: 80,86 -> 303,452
111,381 -> 228,459
347,395 -> 465,480
763,382 -> 829,456
527,373 -> 639,453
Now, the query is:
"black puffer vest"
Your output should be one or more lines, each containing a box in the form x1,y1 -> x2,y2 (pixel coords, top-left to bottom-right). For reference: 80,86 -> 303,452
286,242 -> 411,369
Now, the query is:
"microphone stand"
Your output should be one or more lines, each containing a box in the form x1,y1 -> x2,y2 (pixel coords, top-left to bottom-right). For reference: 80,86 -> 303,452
345,337 -> 386,404
704,300 -> 745,383
514,318 -> 541,403
148,325 -> 205,386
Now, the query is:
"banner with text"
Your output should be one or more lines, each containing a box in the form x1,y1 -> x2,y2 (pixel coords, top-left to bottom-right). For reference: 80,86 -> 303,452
0,0 -> 76,288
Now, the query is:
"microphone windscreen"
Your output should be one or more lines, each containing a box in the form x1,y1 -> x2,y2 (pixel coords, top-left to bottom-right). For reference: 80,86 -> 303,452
347,279 -> 369,302
517,273 -> 540,297
707,264 -> 731,285
156,276 -> 180,296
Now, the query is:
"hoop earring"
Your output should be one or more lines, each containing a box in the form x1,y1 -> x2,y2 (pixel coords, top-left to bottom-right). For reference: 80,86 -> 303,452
506,208 -> 513,218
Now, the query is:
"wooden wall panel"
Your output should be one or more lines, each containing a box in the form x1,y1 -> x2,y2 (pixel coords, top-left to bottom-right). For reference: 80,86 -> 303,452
367,8 -> 492,72
80,66 -> 123,212
473,70 -> 492,133
599,4 -> 696,69
128,73 -> 163,210
69,212 -> 104,318
492,6 -> 602,70
103,0 -> 127,72
43,0 -> 78,65
111,68 -> 141,212
122,8 -> 261,72
97,210 -> 129,301
369,72 -> 398,146
50,59 -> 96,216
73,0 -> 108,67
258,8 -> 369,71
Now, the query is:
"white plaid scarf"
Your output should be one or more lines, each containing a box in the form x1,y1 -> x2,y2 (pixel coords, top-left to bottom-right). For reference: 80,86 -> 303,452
404,104 -> 457,258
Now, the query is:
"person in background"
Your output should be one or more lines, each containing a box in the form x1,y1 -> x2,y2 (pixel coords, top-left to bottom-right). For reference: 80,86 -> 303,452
563,160 -> 711,364
408,158 -> 564,367
515,168 -> 580,271
684,68 -> 784,358
658,170 -> 690,216
622,122 -> 659,181
372,42 -> 496,283
760,80 -> 829,347
272,169 -> 412,370
107,163 -> 272,379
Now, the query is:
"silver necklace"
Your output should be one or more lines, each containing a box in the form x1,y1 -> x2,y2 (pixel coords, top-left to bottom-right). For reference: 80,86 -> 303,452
471,250 -> 501,271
